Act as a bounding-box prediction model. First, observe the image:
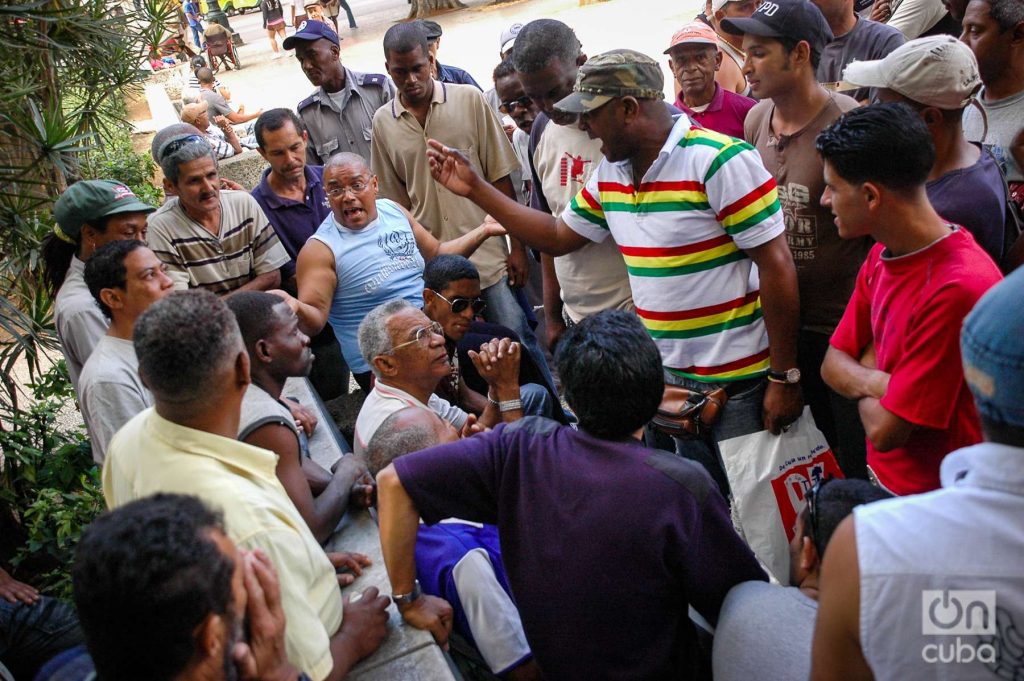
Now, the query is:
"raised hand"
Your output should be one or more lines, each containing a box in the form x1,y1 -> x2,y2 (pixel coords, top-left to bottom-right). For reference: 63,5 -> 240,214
426,139 -> 481,197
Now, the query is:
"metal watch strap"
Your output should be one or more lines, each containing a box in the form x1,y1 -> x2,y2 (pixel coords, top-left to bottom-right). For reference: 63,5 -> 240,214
392,579 -> 421,607
498,398 -> 523,413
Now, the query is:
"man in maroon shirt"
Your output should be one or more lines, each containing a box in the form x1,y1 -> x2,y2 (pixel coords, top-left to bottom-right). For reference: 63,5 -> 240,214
819,103 -> 1002,495
665,22 -> 756,138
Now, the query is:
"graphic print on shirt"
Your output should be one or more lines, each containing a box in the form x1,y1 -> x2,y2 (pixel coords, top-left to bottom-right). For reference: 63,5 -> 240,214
777,183 -> 817,262
364,229 -> 419,294
560,153 -> 592,188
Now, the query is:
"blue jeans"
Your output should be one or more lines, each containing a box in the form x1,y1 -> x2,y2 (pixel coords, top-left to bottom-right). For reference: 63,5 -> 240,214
520,383 -> 557,419
189,23 -> 203,48
0,596 -> 83,680
480,278 -> 557,396
659,371 -> 767,498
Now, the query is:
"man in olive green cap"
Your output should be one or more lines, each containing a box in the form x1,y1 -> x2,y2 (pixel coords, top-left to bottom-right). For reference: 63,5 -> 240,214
427,48 -> 802,496
45,180 -> 155,393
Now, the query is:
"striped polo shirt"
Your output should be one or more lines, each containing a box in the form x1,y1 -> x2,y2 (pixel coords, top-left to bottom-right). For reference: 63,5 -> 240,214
147,190 -> 289,295
561,114 -> 784,383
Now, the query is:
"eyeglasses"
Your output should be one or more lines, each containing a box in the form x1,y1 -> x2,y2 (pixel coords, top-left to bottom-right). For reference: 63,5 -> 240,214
499,96 -> 532,114
325,181 -> 369,198
805,475 -> 834,552
431,290 -> 486,315
388,321 -> 444,353
160,134 -> 205,159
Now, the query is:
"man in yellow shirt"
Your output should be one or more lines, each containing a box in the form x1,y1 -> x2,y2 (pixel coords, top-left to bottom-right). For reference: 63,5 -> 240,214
103,289 -> 388,681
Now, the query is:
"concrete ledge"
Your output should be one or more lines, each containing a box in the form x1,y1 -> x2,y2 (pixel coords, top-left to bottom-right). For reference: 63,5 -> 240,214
218,149 -> 268,190
281,378 -> 457,681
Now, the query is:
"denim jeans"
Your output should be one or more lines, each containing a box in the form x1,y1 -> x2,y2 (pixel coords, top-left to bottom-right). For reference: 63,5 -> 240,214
0,596 -> 84,680
519,382 -> 557,419
189,24 -> 203,48
480,277 -> 558,396
660,370 -> 767,498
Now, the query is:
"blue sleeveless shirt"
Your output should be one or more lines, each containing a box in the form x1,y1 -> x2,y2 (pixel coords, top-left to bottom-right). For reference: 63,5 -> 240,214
310,198 -> 425,373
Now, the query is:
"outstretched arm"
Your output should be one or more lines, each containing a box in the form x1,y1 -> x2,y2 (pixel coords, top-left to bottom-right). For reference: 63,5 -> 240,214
402,205 -> 506,261
291,240 -> 337,336
426,140 -> 590,256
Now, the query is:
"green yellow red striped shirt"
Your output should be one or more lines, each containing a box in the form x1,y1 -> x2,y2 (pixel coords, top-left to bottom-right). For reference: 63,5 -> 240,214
561,115 -> 784,382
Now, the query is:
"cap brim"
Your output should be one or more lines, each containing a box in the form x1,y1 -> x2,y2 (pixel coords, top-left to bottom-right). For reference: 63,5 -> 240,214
101,198 -> 156,217
664,38 -> 718,53
282,32 -> 339,50
553,91 -> 613,114
720,16 -> 783,37
840,59 -> 890,89
501,38 -> 516,53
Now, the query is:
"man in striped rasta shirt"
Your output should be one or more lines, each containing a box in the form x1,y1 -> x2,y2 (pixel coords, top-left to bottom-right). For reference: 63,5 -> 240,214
426,49 -> 803,495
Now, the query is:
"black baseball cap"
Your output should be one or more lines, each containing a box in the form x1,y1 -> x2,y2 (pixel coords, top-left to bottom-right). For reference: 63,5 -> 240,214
721,0 -> 833,56
418,20 -> 443,41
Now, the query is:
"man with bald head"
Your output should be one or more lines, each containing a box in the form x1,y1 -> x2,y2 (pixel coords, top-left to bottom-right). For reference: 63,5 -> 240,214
277,152 -> 504,392
367,407 -> 540,681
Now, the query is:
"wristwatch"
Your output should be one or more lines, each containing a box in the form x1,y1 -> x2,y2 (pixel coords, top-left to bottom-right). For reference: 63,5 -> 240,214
767,368 -> 802,384
498,398 -> 523,413
392,580 -> 422,608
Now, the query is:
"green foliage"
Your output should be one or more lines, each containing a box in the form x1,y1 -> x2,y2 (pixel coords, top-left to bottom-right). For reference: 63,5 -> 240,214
0,0 -> 173,411
81,132 -> 162,207
0,363 -> 101,599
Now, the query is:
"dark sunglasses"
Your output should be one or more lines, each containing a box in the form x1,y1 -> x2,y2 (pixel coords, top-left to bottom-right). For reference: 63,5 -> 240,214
499,96 -> 532,114
431,290 -> 486,315
806,475 -> 835,552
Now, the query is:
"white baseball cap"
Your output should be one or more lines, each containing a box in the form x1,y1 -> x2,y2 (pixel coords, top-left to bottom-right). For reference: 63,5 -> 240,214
711,0 -> 734,12
500,22 -> 523,54
842,35 -> 981,110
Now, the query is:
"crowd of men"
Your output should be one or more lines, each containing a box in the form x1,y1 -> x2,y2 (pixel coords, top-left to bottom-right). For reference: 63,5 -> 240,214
4,1 -> 1024,679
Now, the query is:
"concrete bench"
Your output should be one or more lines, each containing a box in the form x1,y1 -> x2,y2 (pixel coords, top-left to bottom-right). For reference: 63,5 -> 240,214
217,149 -> 269,190
280,377 -> 458,681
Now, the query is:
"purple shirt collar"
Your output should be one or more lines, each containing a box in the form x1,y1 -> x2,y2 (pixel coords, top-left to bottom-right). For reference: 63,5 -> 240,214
675,82 -> 725,117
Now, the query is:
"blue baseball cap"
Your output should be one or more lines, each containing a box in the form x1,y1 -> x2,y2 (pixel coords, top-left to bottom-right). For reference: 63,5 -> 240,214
282,19 -> 340,50
961,267 -> 1024,428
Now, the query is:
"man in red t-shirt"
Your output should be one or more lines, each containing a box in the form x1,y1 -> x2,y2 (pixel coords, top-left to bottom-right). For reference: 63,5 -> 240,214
818,103 -> 1002,495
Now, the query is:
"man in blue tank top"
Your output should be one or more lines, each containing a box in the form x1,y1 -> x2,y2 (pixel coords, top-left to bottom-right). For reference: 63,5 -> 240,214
276,152 -> 505,392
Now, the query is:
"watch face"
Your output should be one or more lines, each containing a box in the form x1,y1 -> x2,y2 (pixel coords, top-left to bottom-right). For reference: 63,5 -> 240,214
786,368 -> 801,382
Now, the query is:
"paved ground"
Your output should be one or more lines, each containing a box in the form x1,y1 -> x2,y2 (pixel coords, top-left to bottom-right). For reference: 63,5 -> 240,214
202,0 -> 704,114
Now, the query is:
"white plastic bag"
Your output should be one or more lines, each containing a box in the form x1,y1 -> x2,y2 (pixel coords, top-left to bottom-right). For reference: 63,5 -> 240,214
719,407 -> 844,583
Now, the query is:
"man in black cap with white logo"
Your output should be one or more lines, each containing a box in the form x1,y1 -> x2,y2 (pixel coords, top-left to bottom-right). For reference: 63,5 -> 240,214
286,20 -> 394,165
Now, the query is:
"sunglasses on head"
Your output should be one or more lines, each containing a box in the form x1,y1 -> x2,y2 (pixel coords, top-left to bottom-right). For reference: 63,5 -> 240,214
431,290 -> 486,315
806,475 -> 835,552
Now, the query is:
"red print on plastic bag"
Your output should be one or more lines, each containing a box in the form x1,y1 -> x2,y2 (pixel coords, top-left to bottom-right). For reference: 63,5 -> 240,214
770,450 -> 844,542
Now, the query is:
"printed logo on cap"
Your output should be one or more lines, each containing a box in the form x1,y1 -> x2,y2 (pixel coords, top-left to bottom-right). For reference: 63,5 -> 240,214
299,20 -> 308,31
759,1 -> 780,15
112,184 -> 135,200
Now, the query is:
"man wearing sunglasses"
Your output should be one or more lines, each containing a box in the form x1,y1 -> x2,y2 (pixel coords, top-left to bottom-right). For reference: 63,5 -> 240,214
423,255 -> 564,422
712,478 -> 889,681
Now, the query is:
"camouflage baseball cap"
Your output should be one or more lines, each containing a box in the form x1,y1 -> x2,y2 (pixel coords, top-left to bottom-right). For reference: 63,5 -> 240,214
554,49 -> 665,114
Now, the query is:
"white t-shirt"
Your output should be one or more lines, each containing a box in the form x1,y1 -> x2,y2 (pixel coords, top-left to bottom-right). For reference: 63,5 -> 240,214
353,382 -> 468,455
79,335 -> 152,463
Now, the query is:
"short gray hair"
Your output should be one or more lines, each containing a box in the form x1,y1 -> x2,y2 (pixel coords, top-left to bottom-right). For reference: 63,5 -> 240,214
366,407 -> 444,475
151,123 -> 203,162
134,290 -> 243,407
159,137 -> 217,185
358,299 -> 415,377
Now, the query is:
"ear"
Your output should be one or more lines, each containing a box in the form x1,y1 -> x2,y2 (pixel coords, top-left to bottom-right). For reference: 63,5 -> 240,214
195,613 -> 225,662
800,535 -> 819,571
257,147 -> 269,162
920,106 -> 942,128
254,338 -> 272,363
372,354 -> 398,378
100,287 -> 124,314
714,50 -> 723,71
577,52 -> 588,67
423,289 -> 434,307
163,176 -> 175,194
235,348 -> 251,388
862,180 -> 883,211
620,96 -> 641,124
793,40 -> 813,68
